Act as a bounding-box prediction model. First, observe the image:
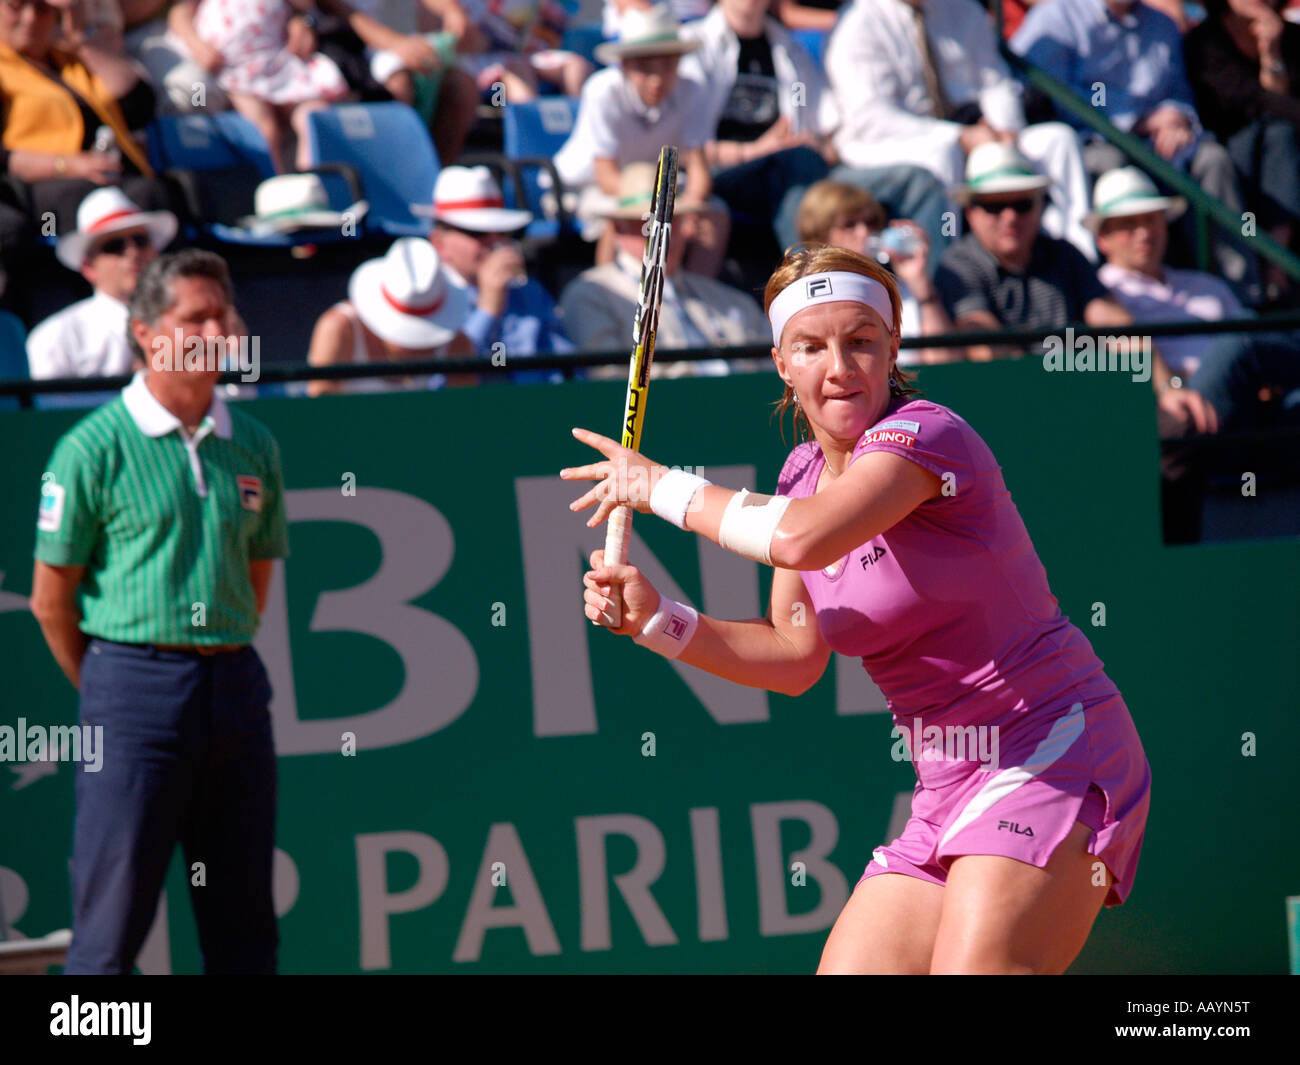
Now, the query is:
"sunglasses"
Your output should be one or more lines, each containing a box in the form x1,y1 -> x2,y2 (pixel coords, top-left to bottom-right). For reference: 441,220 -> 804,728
971,197 -> 1040,216
437,222 -> 523,242
93,232 -> 153,257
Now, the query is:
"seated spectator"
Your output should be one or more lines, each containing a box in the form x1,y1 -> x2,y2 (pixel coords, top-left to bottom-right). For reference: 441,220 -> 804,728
554,4 -> 726,275
295,0 -> 479,163
1011,0 -> 1257,291
935,144 -> 1218,436
559,161 -> 770,371
125,0 -> 230,113
678,0 -> 840,258
306,236 -> 472,395
0,0 -> 172,236
1000,0 -> 1191,38
826,0 -> 1095,261
1186,0 -> 1300,302
167,0 -> 349,172
455,0 -> 592,101
795,179 -> 962,362
27,186 -> 176,379
1091,166 -> 1300,430
423,165 -> 573,375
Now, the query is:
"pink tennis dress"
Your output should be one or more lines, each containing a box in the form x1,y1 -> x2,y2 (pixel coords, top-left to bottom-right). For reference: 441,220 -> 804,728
777,395 -> 1151,905
195,0 -> 348,104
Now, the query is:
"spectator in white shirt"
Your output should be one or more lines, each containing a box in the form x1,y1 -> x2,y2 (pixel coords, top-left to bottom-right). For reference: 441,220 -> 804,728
1092,166 -> 1300,430
554,5 -> 727,275
678,0 -> 839,259
559,162 -> 771,371
27,188 -> 177,382
825,0 -> 1095,260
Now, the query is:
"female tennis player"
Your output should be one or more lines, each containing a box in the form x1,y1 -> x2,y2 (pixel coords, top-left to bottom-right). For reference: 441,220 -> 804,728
559,244 -> 1151,974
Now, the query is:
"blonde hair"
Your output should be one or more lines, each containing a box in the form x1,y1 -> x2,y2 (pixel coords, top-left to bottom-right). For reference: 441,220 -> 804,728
764,243 -> 922,445
795,181 -> 888,244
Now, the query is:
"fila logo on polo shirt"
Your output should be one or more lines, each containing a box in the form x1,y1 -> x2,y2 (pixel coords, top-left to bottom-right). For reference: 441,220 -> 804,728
37,473 -> 65,533
806,277 -> 833,298
861,419 -> 921,449
237,475 -> 263,513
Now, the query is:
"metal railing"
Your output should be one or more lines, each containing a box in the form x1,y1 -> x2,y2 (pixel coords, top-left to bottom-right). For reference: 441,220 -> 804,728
995,4 -> 1300,282
3,313 -> 1299,407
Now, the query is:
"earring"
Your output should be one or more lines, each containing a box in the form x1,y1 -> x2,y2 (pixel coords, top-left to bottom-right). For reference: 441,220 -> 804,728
888,375 -> 899,389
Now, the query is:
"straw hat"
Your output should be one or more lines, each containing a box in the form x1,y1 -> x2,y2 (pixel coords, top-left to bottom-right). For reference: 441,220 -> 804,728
599,162 -> 704,220
951,142 -> 1051,206
1084,167 -> 1187,233
347,238 -> 470,349
594,4 -> 700,64
239,173 -> 368,234
56,187 -> 177,270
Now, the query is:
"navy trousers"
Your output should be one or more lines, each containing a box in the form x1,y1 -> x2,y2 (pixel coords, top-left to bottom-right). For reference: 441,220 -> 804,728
64,640 -> 278,974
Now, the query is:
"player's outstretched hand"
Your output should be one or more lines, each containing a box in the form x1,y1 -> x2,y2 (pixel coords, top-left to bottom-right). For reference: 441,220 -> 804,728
583,550 -> 661,636
561,427 -> 663,527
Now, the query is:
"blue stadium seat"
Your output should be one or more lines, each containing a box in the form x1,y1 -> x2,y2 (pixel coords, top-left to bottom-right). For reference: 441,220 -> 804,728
501,96 -> 581,241
146,113 -> 364,247
147,112 -> 277,176
561,22 -> 608,67
790,28 -> 829,66
0,310 -> 28,410
303,103 -> 440,237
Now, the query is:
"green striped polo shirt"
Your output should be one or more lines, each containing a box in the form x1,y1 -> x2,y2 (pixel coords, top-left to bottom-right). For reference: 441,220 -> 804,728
33,374 -> 289,645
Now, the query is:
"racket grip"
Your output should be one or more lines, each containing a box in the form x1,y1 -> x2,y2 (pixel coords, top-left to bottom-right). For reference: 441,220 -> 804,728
601,505 -> 633,629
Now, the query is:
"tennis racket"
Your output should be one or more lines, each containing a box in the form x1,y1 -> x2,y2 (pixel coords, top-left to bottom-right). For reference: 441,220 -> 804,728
601,145 -> 679,629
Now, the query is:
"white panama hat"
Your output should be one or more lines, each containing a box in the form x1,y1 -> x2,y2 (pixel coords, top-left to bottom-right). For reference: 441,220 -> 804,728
239,173 -> 368,235
1085,167 -> 1187,233
416,166 -> 533,233
952,142 -> 1051,206
594,4 -> 700,64
348,238 -> 471,350
56,187 -> 177,271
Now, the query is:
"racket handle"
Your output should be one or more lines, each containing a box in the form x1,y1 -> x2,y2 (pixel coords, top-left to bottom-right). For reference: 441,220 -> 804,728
601,505 -> 633,629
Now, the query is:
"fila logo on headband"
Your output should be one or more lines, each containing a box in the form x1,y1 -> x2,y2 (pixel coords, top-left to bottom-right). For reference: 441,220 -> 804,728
806,277 -> 833,298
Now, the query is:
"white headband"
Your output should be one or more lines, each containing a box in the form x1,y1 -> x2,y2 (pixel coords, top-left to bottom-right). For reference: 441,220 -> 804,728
768,271 -> 895,346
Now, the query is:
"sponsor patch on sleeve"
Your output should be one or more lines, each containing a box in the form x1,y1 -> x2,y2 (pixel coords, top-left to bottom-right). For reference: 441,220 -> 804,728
861,418 -> 920,449
37,476 -> 65,533
861,429 -> 916,448
237,475 -> 263,513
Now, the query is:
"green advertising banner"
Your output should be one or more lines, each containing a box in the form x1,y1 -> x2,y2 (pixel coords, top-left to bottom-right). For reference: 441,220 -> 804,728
1,359 -> 1296,973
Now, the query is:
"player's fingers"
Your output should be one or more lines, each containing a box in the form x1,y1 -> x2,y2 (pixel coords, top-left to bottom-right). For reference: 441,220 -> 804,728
570,426 -> 620,456
589,549 -> 605,569
586,497 -> 616,528
569,479 -> 613,512
583,571 -> 615,597
559,460 -> 610,482
1194,393 -> 1219,434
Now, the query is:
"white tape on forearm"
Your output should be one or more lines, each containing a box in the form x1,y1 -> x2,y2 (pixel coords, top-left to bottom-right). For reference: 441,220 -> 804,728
633,596 -> 699,659
650,469 -> 712,529
717,489 -> 791,565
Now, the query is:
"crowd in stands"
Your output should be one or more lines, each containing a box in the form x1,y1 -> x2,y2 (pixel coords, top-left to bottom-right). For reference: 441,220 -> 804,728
2,0 -> 1298,438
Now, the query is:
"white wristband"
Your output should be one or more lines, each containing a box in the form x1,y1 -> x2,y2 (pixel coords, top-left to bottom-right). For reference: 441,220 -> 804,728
633,596 -> 699,659
717,489 -> 791,565
650,469 -> 711,529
